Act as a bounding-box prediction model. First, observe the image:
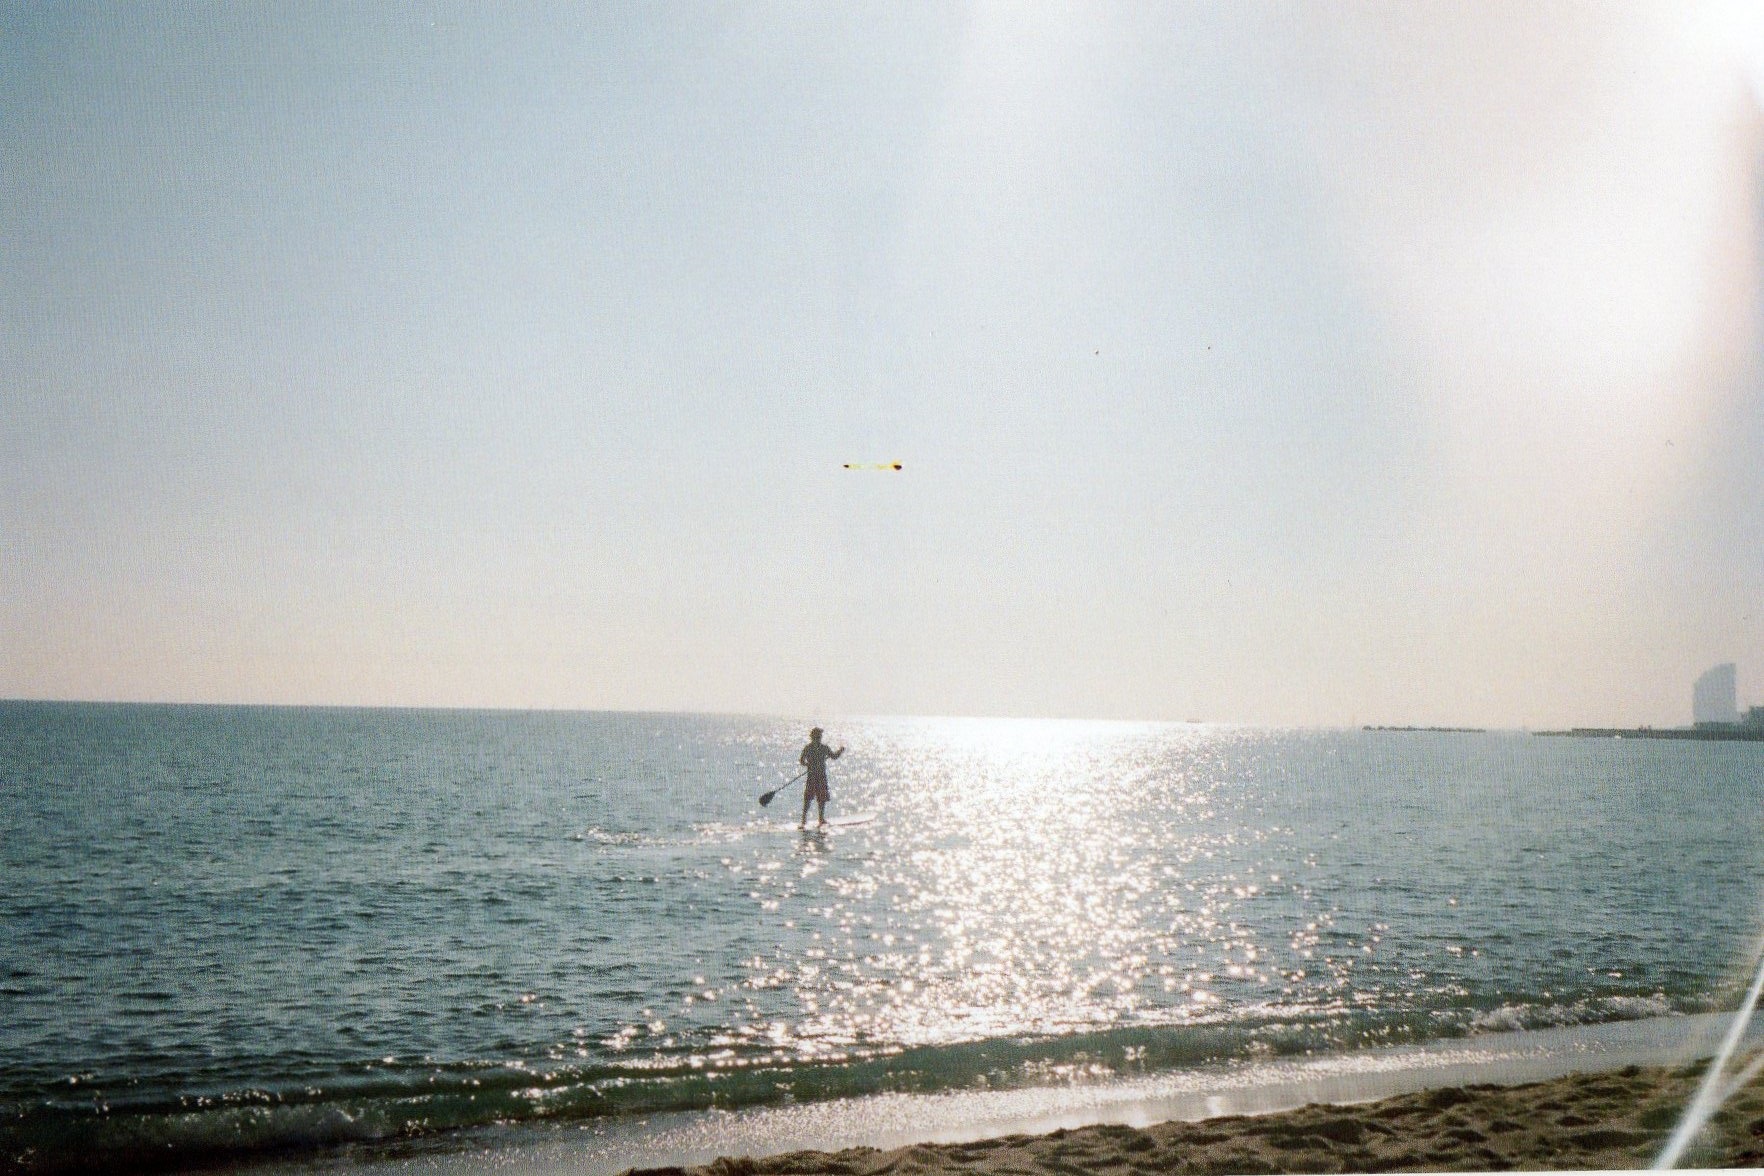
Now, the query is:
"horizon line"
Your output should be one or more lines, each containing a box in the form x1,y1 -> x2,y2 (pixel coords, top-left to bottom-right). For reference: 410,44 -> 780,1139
0,695 -> 1573,731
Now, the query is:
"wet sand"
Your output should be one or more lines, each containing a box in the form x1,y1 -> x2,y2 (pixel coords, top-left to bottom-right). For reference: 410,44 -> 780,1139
632,1061 -> 1764,1173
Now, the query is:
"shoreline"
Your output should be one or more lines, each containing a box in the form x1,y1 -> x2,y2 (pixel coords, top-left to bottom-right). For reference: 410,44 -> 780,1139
244,1014 -> 1764,1175
645,1062 -> 1764,1173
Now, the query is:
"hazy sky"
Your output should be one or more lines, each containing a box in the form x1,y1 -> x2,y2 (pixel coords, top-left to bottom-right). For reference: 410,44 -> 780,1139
5,1 -> 1764,726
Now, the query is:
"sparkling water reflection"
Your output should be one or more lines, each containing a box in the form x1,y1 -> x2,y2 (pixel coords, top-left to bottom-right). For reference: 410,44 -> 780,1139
5,705 -> 1763,1168
579,717 -> 1764,1084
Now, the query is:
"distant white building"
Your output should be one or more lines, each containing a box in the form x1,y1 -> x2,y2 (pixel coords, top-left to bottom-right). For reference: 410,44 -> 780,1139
1694,663 -> 1739,726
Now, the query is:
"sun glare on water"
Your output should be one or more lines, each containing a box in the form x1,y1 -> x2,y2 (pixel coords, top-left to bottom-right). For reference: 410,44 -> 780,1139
882,716 -> 1183,817
780,718 -> 1262,1052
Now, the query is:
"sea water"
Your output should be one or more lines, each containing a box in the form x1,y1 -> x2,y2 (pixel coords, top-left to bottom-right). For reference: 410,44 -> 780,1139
3,703 -> 1762,1171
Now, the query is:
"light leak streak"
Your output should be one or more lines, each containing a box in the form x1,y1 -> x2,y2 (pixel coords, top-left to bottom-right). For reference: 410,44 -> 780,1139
1653,929 -> 1764,1168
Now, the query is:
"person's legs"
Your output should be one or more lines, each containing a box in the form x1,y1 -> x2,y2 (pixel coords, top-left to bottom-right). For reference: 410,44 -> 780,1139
800,789 -> 811,828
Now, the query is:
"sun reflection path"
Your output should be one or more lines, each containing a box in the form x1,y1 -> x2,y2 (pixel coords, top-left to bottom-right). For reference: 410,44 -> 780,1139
582,723 -> 1727,1102
587,723 -> 1501,1088
731,720 -> 1333,1064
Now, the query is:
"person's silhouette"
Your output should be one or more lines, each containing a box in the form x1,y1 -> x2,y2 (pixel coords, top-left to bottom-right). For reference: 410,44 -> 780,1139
798,727 -> 844,828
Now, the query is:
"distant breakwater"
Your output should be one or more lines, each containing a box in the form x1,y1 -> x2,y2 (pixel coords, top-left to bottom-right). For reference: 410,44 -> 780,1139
1362,725 -> 1486,734
1536,726 -> 1764,742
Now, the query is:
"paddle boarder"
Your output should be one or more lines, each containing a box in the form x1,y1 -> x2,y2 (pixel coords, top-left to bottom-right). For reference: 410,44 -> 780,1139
798,727 -> 844,828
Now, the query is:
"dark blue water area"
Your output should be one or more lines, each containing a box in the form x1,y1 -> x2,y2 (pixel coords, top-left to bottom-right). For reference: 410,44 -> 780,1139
2,702 -> 1762,1171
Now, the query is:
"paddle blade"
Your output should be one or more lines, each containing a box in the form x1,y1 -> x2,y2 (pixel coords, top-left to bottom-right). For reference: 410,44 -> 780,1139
760,770 -> 805,808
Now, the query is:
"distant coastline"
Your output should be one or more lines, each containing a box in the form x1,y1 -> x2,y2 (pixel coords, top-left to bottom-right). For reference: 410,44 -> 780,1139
1358,722 -> 1764,742
1535,726 -> 1764,742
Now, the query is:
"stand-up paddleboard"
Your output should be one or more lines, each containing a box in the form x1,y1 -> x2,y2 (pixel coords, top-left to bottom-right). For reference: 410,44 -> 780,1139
793,811 -> 876,830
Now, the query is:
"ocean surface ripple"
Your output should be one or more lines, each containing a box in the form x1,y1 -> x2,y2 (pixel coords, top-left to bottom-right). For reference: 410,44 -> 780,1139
2,704 -> 1761,1171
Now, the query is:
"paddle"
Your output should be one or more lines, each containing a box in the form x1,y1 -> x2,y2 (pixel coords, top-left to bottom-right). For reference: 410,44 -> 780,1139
758,770 -> 808,807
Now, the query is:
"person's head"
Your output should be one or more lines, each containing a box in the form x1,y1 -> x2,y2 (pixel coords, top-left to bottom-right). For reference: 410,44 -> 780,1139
809,727 -> 823,741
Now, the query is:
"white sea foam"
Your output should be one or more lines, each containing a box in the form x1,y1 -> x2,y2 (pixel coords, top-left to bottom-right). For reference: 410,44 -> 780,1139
244,1014 -> 1764,1175
1470,993 -> 1677,1034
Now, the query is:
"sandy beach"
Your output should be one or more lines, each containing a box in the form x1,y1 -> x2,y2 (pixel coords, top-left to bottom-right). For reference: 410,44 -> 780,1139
631,1062 -> 1764,1174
